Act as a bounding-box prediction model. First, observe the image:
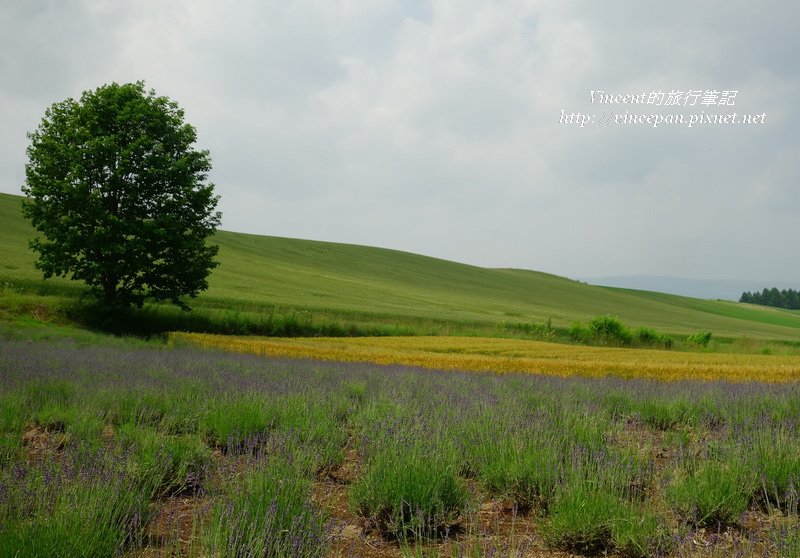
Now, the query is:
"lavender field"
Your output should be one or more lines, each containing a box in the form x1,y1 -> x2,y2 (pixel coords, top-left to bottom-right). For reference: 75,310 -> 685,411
2,337 -> 800,557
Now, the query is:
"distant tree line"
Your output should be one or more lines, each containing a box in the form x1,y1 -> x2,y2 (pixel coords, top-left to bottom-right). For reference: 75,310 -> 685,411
740,288 -> 800,309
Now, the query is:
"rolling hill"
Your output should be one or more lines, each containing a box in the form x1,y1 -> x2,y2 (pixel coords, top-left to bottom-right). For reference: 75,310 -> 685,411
2,191 -> 799,339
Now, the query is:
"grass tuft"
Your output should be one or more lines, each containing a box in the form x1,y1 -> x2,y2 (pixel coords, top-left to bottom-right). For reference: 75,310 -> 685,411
667,459 -> 754,528
205,457 -> 327,557
350,442 -> 467,541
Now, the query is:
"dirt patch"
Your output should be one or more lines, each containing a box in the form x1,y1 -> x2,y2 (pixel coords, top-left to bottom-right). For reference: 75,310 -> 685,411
313,446 -> 399,557
315,481 -> 400,558
321,447 -> 361,484
31,304 -> 52,321
21,424 -> 65,461
676,509 -> 799,558
101,424 -> 115,440
130,495 -> 212,557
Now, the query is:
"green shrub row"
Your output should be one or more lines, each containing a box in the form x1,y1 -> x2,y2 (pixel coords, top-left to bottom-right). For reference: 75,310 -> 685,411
568,315 -> 674,348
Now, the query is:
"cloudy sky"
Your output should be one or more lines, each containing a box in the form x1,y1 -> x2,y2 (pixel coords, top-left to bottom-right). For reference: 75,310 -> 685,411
2,1 -> 798,283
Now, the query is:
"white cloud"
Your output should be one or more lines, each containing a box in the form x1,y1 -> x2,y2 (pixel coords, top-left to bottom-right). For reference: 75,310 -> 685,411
1,0 -> 798,281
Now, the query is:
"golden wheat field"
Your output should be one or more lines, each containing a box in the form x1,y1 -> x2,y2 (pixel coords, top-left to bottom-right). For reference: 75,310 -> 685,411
169,333 -> 800,382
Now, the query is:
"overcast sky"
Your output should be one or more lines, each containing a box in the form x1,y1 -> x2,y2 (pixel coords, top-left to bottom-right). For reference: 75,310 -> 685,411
2,1 -> 798,282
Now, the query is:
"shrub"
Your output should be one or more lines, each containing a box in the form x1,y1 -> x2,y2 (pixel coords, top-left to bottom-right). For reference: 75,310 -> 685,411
570,317 -> 673,348
568,321 -> 592,343
588,315 -> 633,345
23,380 -> 76,412
571,316 -> 658,346
637,327 -> 673,348
506,319 -> 556,339
687,331 -> 713,346
0,481 -> 148,557
332,381 -> 368,423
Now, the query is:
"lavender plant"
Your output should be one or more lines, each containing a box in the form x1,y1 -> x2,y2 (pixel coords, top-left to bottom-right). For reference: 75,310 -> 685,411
2,337 -> 800,556
205,456 -> 327,557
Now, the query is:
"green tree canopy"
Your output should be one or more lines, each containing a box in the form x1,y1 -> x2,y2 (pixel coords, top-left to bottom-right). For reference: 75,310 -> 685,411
740,287 -> 800,310
22,81 -> 221,309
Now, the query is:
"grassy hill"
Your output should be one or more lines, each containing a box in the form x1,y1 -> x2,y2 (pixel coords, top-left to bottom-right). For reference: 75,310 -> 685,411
2,191 -> 800,340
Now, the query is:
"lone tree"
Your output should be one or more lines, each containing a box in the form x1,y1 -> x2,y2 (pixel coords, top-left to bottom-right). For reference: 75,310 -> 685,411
22,81 -> 221,310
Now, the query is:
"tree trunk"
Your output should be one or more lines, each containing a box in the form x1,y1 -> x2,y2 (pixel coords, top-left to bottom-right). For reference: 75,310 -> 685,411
103,275 -> 117,307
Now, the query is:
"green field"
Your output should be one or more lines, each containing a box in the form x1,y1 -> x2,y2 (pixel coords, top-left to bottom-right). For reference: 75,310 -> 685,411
2,191 -> 799,340
4,189 -> 800,557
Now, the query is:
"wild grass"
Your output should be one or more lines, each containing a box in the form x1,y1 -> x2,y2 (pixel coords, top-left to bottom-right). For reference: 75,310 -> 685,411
5,190 -> 800,342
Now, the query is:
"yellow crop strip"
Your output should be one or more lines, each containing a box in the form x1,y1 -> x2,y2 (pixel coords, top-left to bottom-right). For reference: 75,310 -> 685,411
169,333 -> 800,382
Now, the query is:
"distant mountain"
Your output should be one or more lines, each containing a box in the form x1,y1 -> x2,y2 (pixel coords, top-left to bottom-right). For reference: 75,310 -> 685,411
580,275 -> 800,301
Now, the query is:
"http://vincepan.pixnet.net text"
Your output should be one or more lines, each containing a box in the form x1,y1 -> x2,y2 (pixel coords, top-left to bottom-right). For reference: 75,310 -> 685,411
559,89 -> 767,128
